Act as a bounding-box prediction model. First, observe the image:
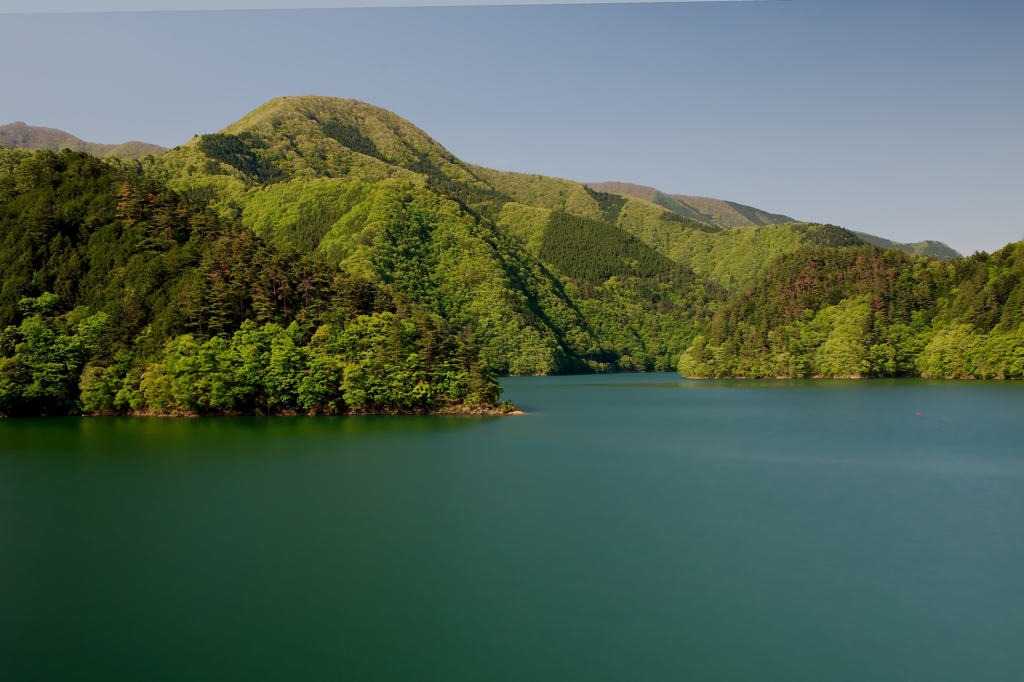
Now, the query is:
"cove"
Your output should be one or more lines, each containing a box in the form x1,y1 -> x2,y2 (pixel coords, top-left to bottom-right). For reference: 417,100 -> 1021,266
1,375 -> 1022,681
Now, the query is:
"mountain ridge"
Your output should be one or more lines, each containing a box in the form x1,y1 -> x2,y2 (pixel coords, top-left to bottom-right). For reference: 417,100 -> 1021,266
0,121 -> 167,160
586,181 -> 795,228
588,180 -> 961,260
853,231 -> 962,260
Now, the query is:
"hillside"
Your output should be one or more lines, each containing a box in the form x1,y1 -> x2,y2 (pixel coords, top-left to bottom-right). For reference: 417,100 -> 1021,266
669,194 -> 795,229
582,181 -> 711,223
587,181 -> 795,228
0,122 -> 167,159
853,231 -> 962,260
589,181 -> 965,270
678,242 -> 1024,379
5,95 -> 1013,395
144,96 -> 871,375
149,96 -> 736,373
582,180 -> 866,286
0,148 -> 503,417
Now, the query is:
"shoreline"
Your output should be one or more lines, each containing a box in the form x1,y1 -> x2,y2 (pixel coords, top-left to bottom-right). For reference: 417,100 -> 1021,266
86,407 -> 526,418
2,405 -> 525,419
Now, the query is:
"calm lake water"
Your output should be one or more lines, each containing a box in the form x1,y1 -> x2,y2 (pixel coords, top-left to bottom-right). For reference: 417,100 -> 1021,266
1,375 -> 1022,681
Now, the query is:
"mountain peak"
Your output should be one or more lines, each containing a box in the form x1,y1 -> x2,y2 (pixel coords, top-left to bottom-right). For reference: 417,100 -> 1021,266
176,95 -> 477,185
218,96 -> 455,167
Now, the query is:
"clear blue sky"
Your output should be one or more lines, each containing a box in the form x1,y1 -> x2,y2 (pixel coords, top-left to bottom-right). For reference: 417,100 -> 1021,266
0,0 -> 740,10
2,0 -> 1021,254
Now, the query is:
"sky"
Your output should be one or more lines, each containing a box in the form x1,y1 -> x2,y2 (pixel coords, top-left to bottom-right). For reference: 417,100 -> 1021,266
1,0 -> 1021,254
1,0 -> 744,10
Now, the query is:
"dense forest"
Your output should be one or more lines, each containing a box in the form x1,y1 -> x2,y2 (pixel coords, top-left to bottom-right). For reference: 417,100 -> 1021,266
0,149 -> 505,416
677,244 -> 1024,378
141,96 -> 890,375
3,95 -> 1020,418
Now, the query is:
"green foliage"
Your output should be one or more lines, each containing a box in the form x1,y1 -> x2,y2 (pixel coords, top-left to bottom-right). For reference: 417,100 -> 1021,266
242,178 -> 371,253
587,183 -> 798,228
347,180 -> 599,375
658,210 -> 721,234
539,211 -> 678,283
917,324 -> 1024,379
586,182 -> 716,224
87,313 -> 496,416
0,295 -> 109,416
321,120 -> 387,162
149,97 -> 745,374
0,149 -> 505,416
583,185 -> 627,225
8,97 -> 1020,393
196,132 -> 285,184
652,223 -> 863,290
679,243 -> 1024,378
932,243 -> 1024,332
0,148 -> 199,337
788,223 -> 864,248
471,166 -> 606,220
53,94 -> 1009,383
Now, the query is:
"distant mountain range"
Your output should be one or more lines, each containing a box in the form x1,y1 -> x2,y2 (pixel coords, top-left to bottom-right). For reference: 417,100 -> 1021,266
587,181 -> 960,260
852,231 -> 962,260
0,122 -> 167,160
587,181 -> 795,228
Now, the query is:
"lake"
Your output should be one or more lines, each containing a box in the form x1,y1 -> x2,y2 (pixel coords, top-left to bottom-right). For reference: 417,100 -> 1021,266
1,375 -> 1022,680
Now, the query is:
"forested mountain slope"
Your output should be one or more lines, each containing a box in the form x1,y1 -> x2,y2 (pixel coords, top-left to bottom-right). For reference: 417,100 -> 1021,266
140,96 -> 878,373
0,122 -> 167,159
6,96 -> 1014,394
589,181 -> 960,266
678,242 -> 1024,378
853,231 -> 962,260
146,96 -> 734,373
579,181 -> 711,223
0,149 -> 502,416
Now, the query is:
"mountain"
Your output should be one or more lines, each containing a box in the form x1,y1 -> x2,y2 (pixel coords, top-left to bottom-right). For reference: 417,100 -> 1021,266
149,96 -> 725,374
589,182 -> 962,263
0,122 -> 167,159
668,194 -> 795,229
3,95 -> 1020,415
582,181 -> 712,223
853,231 -> 962,260
586,181 -> 795,228
145,96 -> 867,375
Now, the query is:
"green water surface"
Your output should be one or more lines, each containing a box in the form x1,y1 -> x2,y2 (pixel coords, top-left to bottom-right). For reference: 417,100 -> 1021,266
1,376 -> 1022,680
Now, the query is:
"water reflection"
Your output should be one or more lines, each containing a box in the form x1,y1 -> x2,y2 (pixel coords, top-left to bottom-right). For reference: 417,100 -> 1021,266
0,413 -> 494,459
1,375 -> 1022,682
